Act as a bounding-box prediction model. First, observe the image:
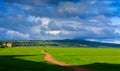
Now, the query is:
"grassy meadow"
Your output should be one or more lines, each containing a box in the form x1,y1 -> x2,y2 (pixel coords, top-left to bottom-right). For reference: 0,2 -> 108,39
44,48 -> 120,71
0,47 -> 72,71
0,47 -> 120,71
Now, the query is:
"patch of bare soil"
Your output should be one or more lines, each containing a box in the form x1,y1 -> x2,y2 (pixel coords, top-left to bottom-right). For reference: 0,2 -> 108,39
41,50 -> 92,71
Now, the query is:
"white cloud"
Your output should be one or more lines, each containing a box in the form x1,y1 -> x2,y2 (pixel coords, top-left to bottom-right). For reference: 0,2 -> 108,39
93,15 -> 110,23
110,41 -> 120,44
41,17 -> 51,26
58,1 -> 96,15
27,15 -> 36,22
22,5 -> 32,11
89,1 -> 96,4
100,40 -> 120,44
58,2 -> 78,13
84,26 -> 104,35
86,39 -> 120,44
115,29 -> 120,34
31,26 -> 41,34
34,17 -> 41,23
111,17 -> 120,25
7,30 -> 30,39
46,30 -> 60,35
89,19 -> 98,22
103,1 -> 114,4
32,16 -> 51,27
86,39 -> 100,42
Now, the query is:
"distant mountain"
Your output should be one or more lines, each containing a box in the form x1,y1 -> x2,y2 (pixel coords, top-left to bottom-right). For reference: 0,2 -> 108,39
49,39 -> 120,47
0,39 -> 120,47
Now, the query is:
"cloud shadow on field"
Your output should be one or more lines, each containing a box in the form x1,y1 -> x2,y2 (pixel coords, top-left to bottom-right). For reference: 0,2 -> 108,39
0,55 -> 73,71
0,55 -> 120,71
79,62 -> 120,71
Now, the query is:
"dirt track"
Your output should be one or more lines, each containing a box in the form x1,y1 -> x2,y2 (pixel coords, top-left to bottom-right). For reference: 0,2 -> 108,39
41,50 -> 91,71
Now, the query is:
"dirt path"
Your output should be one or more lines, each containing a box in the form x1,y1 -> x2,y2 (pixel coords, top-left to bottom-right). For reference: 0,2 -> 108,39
41,50 -> 92,71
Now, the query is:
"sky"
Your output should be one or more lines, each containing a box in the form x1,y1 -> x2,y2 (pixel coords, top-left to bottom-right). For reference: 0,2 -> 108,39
0,0 -> 120,43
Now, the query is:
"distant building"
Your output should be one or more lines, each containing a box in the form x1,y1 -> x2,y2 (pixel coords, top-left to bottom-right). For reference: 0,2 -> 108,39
0,42 -> 12,48
6,43 -> 12,47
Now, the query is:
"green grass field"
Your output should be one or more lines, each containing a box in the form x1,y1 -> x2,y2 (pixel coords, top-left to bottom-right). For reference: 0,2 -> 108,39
0,47 -> 120,71
0,47 -> 72,71
43,48 -> 120,71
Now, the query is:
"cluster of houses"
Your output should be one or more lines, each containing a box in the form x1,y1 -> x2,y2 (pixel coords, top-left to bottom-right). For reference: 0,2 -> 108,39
0,42 -> 12,48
